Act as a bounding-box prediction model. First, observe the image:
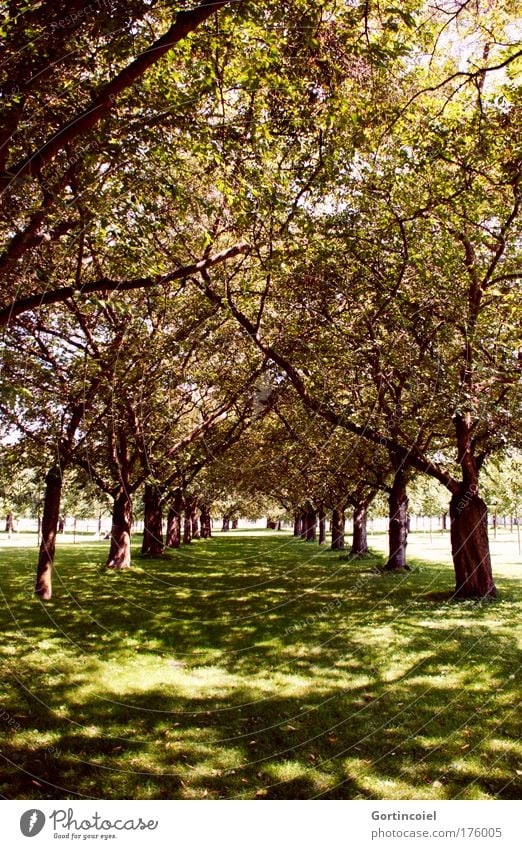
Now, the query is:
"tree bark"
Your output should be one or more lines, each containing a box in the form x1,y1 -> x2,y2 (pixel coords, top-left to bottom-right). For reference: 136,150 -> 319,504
299,509 -> 307,540
449,488 -> 497,598
232,516 -> 239,530
318,507 -> 326,545
141,483 -> 164,555
106,490 -> 132,569
385,470 -> 409,570
5,511 -> 14,536
222,513 -> 231,532
191,505 -> 200,540
351,500 -> 369,555
449,412 -> 497,598
183,510 -> 192,544
200,504 -> 212,538
35,465 -> 63,599
305,505 -> 317,542
293,513 -> 302,537
166,494 -> 182,548
331,507 -> 345,550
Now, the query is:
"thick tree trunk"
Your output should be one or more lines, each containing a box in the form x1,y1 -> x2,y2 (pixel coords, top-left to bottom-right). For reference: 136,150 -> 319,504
266,518 -> 277,529
222,513 -> 231,532
142,483 -> 164,555
305,506 -> 317,542
35,466 -> 63,600
200,505 -> 212,538
232,517 -> 239,530
450,411 -> 497,598
106,490 -> 132,569
293,513 -> 302,537
385,471 -> 409,570
331,508 -> 345,550
318,507 -> 326,545
166,492 -> 182,548
351,500 -> 369,555
450,488 -> 497,599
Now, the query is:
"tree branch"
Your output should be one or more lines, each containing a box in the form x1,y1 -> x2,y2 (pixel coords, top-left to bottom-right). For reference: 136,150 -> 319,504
0,242 -> 249,327
0,0 -> 231,189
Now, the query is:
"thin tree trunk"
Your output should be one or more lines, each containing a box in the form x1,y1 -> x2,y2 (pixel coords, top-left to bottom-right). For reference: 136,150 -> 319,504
293,513 -> 302,537
166,495 -> 182,548
351,500 -> 369,555
183,510 -> 192,544
331,508 -> 345,550
106,490 -> 132,569
318,507 -> 326,545
299,509 -> 307,539
142,483 -> 164,555
385,469 -> 409,570
222,513 -> 231,532
200,504 -> 212,538
191,505 -> 200,540
232,516 -> 239,530
35,466 -> 63,599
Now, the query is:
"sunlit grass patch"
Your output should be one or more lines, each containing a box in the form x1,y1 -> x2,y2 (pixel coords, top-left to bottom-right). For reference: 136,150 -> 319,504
0,530 -> 520,799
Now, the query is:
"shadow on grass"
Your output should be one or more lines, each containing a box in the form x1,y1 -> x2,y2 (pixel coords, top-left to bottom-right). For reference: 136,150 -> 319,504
0,534 -> 521,799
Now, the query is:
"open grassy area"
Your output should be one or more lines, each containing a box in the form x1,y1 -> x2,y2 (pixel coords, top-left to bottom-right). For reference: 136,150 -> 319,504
0,529 -> 521,800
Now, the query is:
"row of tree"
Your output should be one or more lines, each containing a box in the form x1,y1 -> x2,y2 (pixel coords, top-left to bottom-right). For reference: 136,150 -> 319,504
1,0 -> 521,600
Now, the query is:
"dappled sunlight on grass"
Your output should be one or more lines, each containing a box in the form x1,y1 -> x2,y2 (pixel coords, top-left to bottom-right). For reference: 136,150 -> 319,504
0,531 -> 521,799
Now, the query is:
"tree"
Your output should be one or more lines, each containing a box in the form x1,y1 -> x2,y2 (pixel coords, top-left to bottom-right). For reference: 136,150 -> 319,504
196,2 -> 521,597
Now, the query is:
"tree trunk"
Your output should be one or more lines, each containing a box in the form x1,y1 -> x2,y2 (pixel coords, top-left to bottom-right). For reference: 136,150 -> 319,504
293,513 -> 302,537
232,516 -> 239,530
191,505 -> 200,539
331,507 -> 345,550
385,468 -> 409,570
35,466 -> 63,600
183,511 -> 192,544
305,506 -> 317,542
351,500 -> 369,555
222,513 -> 231,532
266,518 -> 277,529
142,483 -> 164,555
200,504 -> 212,538
299,509 -> 307,540
5,511 -> 14,536
449,411 -> 497,598
441,511 -> 448,531
449,488 -> 497,599
106,489 -> 132,569
318,507 -> 326,545
166,495 -> 182,548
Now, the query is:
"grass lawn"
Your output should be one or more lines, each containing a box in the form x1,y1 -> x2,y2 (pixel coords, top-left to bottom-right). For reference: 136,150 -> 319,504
0,528 -> 521,800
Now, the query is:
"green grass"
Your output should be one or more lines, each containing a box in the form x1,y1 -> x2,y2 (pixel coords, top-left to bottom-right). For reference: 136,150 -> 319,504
0,529 -> 521,800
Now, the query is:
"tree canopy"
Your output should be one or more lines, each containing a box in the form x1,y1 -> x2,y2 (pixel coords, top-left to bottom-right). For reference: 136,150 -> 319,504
1,0 -> 521,600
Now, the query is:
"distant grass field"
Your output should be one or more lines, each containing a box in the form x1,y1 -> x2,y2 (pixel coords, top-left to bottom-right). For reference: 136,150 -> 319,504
0,528 -> 520,800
